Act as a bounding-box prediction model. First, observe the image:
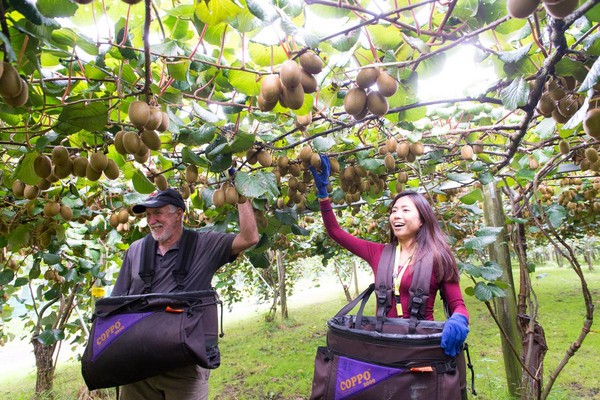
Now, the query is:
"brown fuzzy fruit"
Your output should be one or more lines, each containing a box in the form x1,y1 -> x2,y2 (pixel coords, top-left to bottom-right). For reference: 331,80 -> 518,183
507,0 -> 540,18
113,131 -> 128,154
0,63 -> 22,98
280,84 -> 305,110
460,145 -> 474,160
356,67 -> 380,89
396,142 -> 410,158
585,148 -> 599,163
51,146 -> 70,166
85,163 -> 102,181
141,129 -> 161,151
366,91 -> 389,116
155,174 -> 168,190
344,88 -> 367,116
543,0 -> 577,19
72,156 -> 89,177
376,71 -> 398,97
299,145 -> 313,162
109,213 -> 120,228
53,158 -> 73,179
260,74 -> 282,103
384,153 -> 395,171
257,93 -> 278,112
59,205 -> 73,221
3,78 -> 29,107
280,60 -> 302,89
34,155 -> 52,179
44,201 -> 61,217
123,131 -> 142,154
89,151 -> 109,172
257,150 -> 273,167
104,159 -> 120,180
157,111 -> 170,132
386,137 -> 398,153
310,153 -> 321,169
225,187 -> 239,205
529,157 -> 539,170
24,184 -> 40,200
145,107 -> 163,130
133,145 -> 150,164
558,140 -> 570,155
472,140 -> 484,154
299,52 -> 323,75
212,188 -> 225,207
185,165 -> 198,184
128,101 -> 150,127
584,109 -> 600,139
300,69 -> 318,94
409,142 -> 425,156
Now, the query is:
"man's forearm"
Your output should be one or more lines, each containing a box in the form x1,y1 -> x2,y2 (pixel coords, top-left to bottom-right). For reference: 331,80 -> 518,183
231,200 -> 259,255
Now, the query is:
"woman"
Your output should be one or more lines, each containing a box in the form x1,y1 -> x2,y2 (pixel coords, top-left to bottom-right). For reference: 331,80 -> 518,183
310,155 -> 469,357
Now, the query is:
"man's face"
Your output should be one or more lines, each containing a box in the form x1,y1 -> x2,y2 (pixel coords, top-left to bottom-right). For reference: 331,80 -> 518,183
145,205 -> 182,243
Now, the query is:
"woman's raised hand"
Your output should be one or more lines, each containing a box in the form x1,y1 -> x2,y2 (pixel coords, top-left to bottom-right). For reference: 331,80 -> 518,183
309,154 -> 331,198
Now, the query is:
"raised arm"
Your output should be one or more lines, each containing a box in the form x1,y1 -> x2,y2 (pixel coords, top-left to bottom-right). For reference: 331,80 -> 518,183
231,200 -> 259,256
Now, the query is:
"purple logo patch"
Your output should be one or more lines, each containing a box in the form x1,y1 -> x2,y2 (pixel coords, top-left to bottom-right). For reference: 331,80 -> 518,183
92,312 -> 152,361
334,356 -> 408,399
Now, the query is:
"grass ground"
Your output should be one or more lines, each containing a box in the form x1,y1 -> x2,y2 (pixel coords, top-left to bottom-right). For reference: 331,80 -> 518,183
1,263 -> 598,400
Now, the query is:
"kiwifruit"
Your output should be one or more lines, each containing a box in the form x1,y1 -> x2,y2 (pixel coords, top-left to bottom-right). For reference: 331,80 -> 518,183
24,184 -> 40,200
300,69 -> 318,94
257,93 -> 278,112
384,153 -> 395,171
37,179 -> 51,191
109,213 -> 120,228
543,0 -> 577,19
51,146 -> 70,166
145,107 -> 163,130
507,0 -> 540,18
584,109 -> 600,139
121,0 -> 143,4
344,88 -> 367,116
73,0 -> 95,4
409,142 -> 425,156
537,93 -> 555,116
329,157 -> 340,174
72,156 -> 89,177
585,148 -> 599,163
260,74 -> 282,103
353,104 -> 369,120
552,108 -> 569,124
556,96 -> 578,118
376,71 -> 398,97
54,158 -> 73,179
34,155 -> 52,179
60,205 -> 73,220
185,165 -> 198,184
104,159 -> 120,180
128,100 -> 150,127
212,188 -> 225,207
85,163 -> 102,181
289,163 -> 301,177
366,91 -> 389,116
547,81 -> 566,101
44,201 -> 61,217
472,140 -> 484,154
113,131 -> 128,154
397,171 -> 408,184
257,150 -> 273,167
116,208 -> 129,224
558,140 -> 570,155
0,62 -> 22,98
378,145 -> 388,156
279,60 -> 302,89
155,174 -> 168,190
89,151 -> 109,172
280,84 -> 305,110
141,129 -> 161,151
181,185 -> 191,199
529,156 -> 539,169
356,67 -> 380,89
299,145 -> 312,162
225,186 -> 239,205
12,180 -> 25,197
46,172 -> 60,183
3,78 -> 28,107
246,148 -> 259,165
133,145 -> 150,163
296,113 -> 312,128
157,111 -> 170,132
310,153 -> 321,169
386,137 -> 398,153
278,155 -> 290,169
461,145 -> 474,160
123,131 -> 142,154
299,52 -> 323,75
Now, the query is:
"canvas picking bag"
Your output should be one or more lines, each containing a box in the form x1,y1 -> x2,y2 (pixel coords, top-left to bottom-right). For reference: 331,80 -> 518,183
310,245 -> 471,400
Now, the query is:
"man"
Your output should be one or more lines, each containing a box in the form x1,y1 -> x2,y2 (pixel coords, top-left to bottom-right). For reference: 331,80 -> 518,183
112,187 -> 259,400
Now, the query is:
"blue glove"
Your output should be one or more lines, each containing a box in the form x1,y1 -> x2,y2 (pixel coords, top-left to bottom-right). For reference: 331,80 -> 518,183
441,313 -> 469,357
308,154 -> 330,198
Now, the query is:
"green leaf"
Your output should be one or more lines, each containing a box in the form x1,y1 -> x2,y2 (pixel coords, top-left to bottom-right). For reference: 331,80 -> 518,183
42,253 -> 61,265
51,28 -> 99,56
367,25 -> 403,51
0,269 -> 14,285
500,76 -> 529,110
167,60 -> 191,82
291,224 -> 310,236
55,102 -> 109,135
480,261 -> 504,281
473,282 -> 494,301
15,153 -> 40,185
8,0 -> 60,27
248,252 -> 270,268
195,0 -> 243,25
37,0 -> 78,18
247,0 -> 278,22
580,55 -> 600,92
179,125 -> 216,146
234,171 -> 279,199
8,224 -> 32,249
229,69 -> 260,96
330,29 -> 360,52
132,170 -> 156,194
274,208 -> 297,225
497,43 -> 532,63
181,146 -> 206,166
459,189 -> 483,205
229,133 -> 255,153
36,329 -> 64,346
248,42 -> 288,66
545,204 -> 567,229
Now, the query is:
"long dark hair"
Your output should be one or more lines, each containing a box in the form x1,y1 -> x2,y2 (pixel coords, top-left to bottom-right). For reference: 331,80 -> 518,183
388,190 -> 459,283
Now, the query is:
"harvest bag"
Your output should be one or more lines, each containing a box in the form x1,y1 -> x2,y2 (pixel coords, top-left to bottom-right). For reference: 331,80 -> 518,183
81,290 -> 222,390
82,229 -> 223,390
310,246 -> 469,400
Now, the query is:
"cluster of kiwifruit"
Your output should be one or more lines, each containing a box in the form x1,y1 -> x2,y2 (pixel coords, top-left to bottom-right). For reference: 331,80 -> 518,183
246,147 -> 273,168
211,180 -> 246,208
0,62 -> 28,107
579,147 -> 600,172
459,140 -> 484,161
556,178 -> 600,213
108,208 -> 132,233
378,137 -> 426,166
343,67 -> 398,119
115,101 -> 169,162
258,50 -> 323,111
42,200 -> 73,220
44,268 -> 65,283
507,0 -> 578,19
583,100 -> 600,141
535,76 -> 583,123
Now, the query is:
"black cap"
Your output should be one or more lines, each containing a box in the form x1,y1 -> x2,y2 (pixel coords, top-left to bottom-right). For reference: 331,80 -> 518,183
132,188 -> 186,214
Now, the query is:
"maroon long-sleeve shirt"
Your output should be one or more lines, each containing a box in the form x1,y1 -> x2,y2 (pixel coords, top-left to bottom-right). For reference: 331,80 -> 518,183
320,199 -> 469,321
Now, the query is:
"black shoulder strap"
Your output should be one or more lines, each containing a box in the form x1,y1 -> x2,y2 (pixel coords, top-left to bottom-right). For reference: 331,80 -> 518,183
374,243 -> 434,333
138,229 -> 199,293
374,243 -> 395,331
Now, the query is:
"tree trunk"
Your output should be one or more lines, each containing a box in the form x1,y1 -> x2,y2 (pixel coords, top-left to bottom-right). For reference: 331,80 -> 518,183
33,340 -> 56,399
482,182 -> 522,398
276,250 -> 288,319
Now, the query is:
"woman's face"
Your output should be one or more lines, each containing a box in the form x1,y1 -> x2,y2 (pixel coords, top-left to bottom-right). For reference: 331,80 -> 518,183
389,196 -> 422,243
